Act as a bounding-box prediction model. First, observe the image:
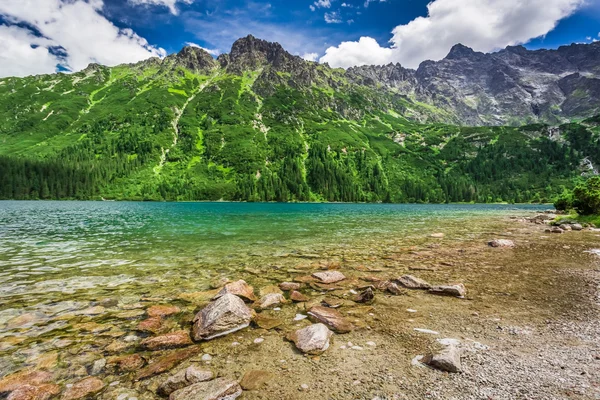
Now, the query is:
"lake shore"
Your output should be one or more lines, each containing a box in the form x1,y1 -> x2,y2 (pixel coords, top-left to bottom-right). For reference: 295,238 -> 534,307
0,205 -> 598,399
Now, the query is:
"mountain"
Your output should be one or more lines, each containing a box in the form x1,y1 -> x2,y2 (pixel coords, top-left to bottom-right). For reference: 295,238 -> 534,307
0,35 -> 599,203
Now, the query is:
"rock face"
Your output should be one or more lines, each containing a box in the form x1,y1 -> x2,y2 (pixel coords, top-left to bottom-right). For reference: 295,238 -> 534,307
394,275 -> 431,290
141,331 -> 193,350
158,367 -> 214,396
213,280 -> 256,302
167,46 -> 219,74
61,377 -> 105,400
430,284 -> 467,298
311,271 -> 346,284
169,378 -> 242,400
488,239 -> 515,248
193,293 -> 253,341
423,344 -> 462,373
288,323 -> 333,355
307,305 -> 354,333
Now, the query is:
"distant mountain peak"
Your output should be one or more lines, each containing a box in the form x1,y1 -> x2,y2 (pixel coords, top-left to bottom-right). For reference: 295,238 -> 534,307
445,43 -> 480,60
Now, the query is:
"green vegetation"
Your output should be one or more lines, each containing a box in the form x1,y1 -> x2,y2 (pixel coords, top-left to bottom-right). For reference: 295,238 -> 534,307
555,176 -> 600,216
1,57 -> 599,203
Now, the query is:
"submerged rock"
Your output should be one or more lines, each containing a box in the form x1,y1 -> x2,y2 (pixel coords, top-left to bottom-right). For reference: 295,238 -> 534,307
394,275 -> 431,290
213,280 -> 256,302
0,370 -> 53,394
169,378 -> 242,400
353,287 -> 374,303
279,282 -> 300,291
136,347 -> 202,380
423,344 -> 462,373
192,293 -> 252,341
488,239 -> 515,248
147,305 -> 181,318
106,354 -> 145,372
239,370 -> 273,391
288,323 -> 332,355
311,271 -> 346,284
7,384 -> 60,400
158,366 -> 214,396
141,331 -> 192,351
429,284 -> 466,298
61,377 -> 105,400
253,314 -> 283,330
290,291 -> 309,302
137,317 -> 164,334
255,293 -> 286,310
307,305 -> 354,333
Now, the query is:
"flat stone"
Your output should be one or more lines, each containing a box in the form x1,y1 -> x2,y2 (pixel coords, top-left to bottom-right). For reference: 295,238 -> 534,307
61,377 -> 105,400
7,384 -> 60,400
279,282 -> 300,291
0,370 -> 53,393
115,310 -> 146,319
147,305 -> 181,318
258,286 -> 283,296
169,378 -> 242,400
254,314 -> 283,330
178,290 -> 220,304
78,306 -> 106,316
290,291 -> 309,302
213,280 -> 256,302
488,239 -> 515,248
141,331 -> 192,351
394,275 -> 431,290
255,293 -> 285,310
158,367 -> 214,396
311,271 -> 346,284
423,344 -> 462,373
136,347 -> 202,380
288,323 -> 332,355
137,317 -> 165,334
192,294 -> 252,341
106,354 -> 145,372
240,370 -> 273,391
429,284 -> 466,298
307,305 -> 354,333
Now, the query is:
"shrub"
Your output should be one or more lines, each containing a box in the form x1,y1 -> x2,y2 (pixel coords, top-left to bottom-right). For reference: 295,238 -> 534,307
572,176 -> 600,215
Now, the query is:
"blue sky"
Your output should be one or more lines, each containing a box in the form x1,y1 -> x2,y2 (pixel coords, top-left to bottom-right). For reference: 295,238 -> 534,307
0,0 -> 599,77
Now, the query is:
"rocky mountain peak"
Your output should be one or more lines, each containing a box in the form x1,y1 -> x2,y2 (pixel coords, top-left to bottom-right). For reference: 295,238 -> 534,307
222,34 -> 296,73
445,43 -> 481,60
171,46 -> 218,73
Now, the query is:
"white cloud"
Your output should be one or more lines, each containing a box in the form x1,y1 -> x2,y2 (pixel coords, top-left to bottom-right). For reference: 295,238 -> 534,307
324,11 -> 342,23
128,0 -> 193,15
321,0 -> 584,69
302,52 -> 319,62
313,0 -> 332,9
0,0 -> 165,78
364,0 -> 385,8
185,42 -> 220,56
310,5 -> 316,11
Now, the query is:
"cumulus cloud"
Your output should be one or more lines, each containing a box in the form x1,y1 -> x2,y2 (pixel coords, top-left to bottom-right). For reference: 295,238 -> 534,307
185,42 -> 220,56
128,0 -> 193,15
302,52 -> 319,62
320,0 -> 584,69
0,0 -> 165,78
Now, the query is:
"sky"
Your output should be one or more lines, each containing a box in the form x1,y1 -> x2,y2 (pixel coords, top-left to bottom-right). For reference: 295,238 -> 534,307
0,0 -> 599,78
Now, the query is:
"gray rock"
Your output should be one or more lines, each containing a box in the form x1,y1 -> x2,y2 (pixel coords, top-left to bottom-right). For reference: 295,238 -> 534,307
169,378 -> 242,400
571,223 -> 583,231
91,358 -> 106,376
394,275 -> 431,289
311,271 -> 346,284
488,239 -> 515,248
192,293 -> 253,341
288,323 -> 332,355
255,293 -> 286,310
559,224 -> 572,231
429,284 -> 466,298
159,366 -> 214,396
423,344 -> 462,373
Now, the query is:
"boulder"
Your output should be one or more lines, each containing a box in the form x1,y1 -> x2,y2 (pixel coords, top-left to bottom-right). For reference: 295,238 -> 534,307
141,331 -> 192,351
423,344 -> 462,373
488,239 -> 515,248
279,282 -> 300,291
147,305 -> 181,318
288,323 -> 332,355
7,384 -> 60,400
353,287 -> 374,303
255,293 -> 285,310
394,275 -> 431,290
307,305 -> 354,333
429,284 -> 466,298
559,224 -> 572,231
311,271 -> 346,284
158,367 -> 214,396
192,293 -> 252,341
550,227 -> 564,234
571,223 -> 583,231
213,280 -> 256,302
239,370 -> 273,391
169,378 -> 242,400
290,291 -> 309,302
61,377 -> 105,400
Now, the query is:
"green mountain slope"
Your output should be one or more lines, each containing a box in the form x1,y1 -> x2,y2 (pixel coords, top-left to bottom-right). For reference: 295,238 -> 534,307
1,36 -> 599,202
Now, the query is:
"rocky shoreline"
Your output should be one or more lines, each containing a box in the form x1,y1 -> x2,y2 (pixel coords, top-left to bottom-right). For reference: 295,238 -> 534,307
1,211 -> 599,399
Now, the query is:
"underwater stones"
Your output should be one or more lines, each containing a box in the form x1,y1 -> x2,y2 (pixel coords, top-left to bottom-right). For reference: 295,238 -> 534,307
77,306 -> 106,316
7,384 -> 60,400
239,370 -> 272,391
312,271 -> 346,284
394,275 -> 431,290
158,366 -> 214,396
178,290 -> 220,304
429,284 -> 466,298
255,293 -> 286,310
169,378 -> 242,400
147,305 -> 181,318
423,344 -> 462,373
278,282 -> 300,291
488,239 -> 515,248
307,305 -> 354,333
353,287 -> 374,303
106,354 -> 145,372
192,293 -> 252,341
137,317 -> 164,334
0,371 -> 54,394
61,377 -> 105,400
290,291 -> 309,302
91,359 -> 106,376
141,331 -> 192,351
253,314 -> 283,330
258,286 -> 283,296
288,323 -> 332,355
213,280 -> 256,302
136,347 -> 202,380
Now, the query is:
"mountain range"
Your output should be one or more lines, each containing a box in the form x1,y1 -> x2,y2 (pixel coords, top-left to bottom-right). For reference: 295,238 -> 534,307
0,35 -> 599,202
